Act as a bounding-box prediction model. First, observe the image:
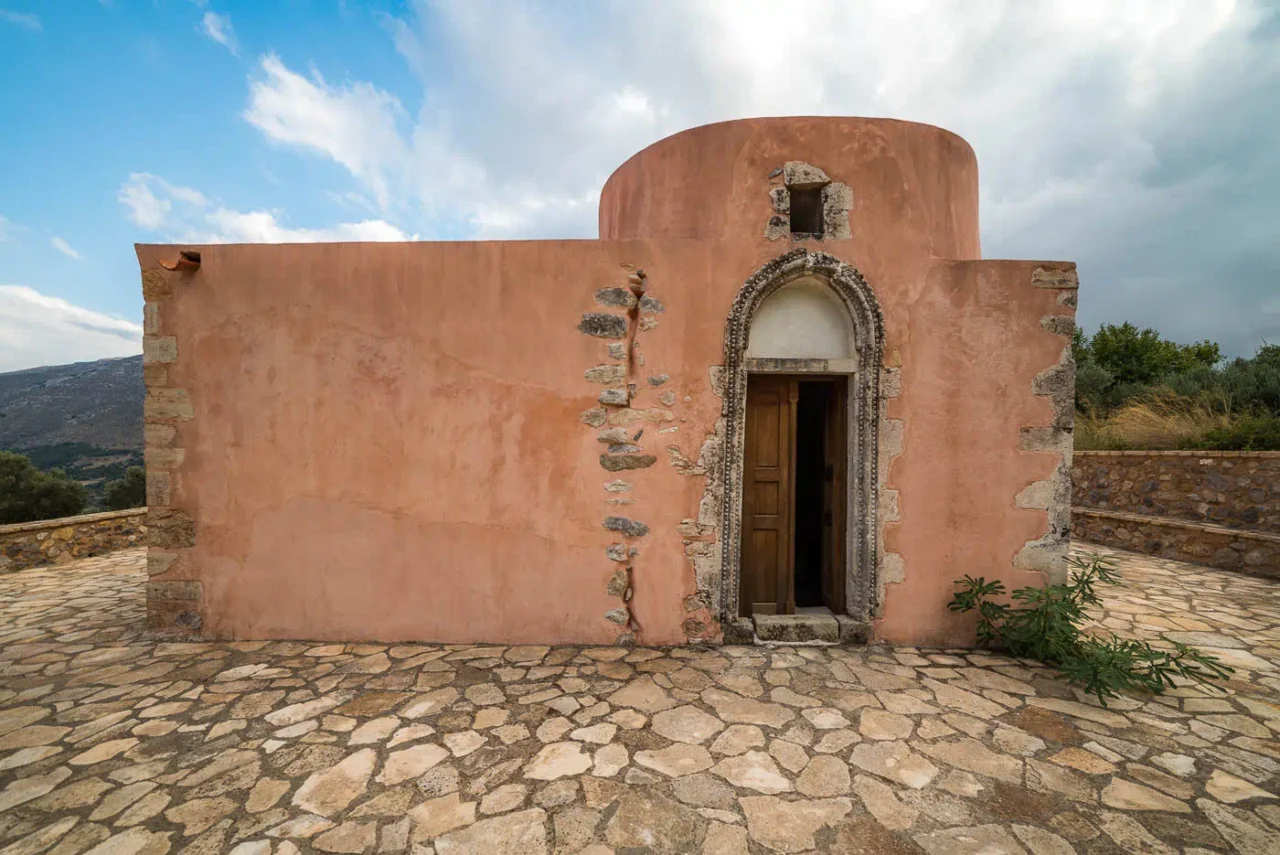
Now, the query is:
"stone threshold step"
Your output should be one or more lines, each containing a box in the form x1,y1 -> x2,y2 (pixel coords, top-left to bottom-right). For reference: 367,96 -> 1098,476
752,612 -> 868,644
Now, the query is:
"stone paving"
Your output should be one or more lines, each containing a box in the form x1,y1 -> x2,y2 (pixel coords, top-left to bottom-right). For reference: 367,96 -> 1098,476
1,546 -> 1279,854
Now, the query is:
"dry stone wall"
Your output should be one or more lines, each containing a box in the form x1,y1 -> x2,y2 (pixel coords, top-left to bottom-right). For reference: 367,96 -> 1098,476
1072,451 -> 1280,578
1073,450 -> 1280,532
1073,508 -> 1279,578
0,508 -> 146,572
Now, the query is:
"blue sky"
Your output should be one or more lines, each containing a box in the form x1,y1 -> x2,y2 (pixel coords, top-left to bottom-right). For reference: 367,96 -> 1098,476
1,0 -> 1278,371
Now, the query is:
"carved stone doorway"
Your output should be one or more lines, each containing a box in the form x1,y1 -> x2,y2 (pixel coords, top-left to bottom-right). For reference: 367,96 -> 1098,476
717,249 -> 884,639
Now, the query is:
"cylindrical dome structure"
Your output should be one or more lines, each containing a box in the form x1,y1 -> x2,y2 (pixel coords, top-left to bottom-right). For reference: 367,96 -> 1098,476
599,117 -> 981,261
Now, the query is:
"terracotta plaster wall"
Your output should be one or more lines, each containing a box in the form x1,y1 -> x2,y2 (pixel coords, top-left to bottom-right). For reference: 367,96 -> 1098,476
876,260 -> 1076,646
139,240 -> 746,645
600,117 -> 981,261
139,238 -> 1073,648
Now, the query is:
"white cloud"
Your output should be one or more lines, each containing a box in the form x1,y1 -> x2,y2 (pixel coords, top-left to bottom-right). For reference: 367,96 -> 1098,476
0,285 -> 142,373
50,236 -> 81,260
118,173 -> 209,230
120,174 -> 172,229
245,54 -> 411,210
117,172 -> 415,243
200,11 -> 238,55
0,9 -> 40,31
195,209 -> 415,243
233,0 -> 1276,354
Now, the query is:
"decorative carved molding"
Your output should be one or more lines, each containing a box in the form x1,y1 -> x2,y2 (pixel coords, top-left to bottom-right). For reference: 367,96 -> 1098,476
717,248 -> 885,623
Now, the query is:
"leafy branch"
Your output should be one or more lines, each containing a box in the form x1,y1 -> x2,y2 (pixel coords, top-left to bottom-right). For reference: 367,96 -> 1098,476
949,553 -> 1233,705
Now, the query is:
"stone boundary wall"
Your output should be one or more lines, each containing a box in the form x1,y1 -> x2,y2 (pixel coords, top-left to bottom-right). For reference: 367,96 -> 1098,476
1073,450 -> 1280,533
0,508 -> 147,573
1072,507 -> 1279,578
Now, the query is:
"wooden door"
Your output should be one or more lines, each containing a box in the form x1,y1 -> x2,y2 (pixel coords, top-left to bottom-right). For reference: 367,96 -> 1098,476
741,375 -> 797,616
821,379 -> 847,613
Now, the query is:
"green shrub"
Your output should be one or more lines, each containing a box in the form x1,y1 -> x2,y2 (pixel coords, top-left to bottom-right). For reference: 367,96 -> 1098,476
1088,322 -> 1219,389
103,466 -> 147,510
1074,325 -> 1280,421
949,554 -> 1232,705
0,451 -> 87,524
1194,416 -> 1280,451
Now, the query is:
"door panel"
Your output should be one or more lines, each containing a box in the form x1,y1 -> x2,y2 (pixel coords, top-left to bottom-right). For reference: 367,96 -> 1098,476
741,375 -> 797,616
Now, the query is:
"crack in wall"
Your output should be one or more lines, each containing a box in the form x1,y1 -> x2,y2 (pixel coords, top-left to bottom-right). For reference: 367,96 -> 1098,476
579,266 -> 678,644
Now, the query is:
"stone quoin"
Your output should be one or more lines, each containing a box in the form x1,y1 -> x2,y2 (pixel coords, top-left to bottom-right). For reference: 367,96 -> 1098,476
136,117 -> 1078,646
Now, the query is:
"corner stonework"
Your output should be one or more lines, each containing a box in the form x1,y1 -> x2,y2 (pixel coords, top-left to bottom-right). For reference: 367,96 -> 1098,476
1015,264 -> 1080,584
141,267 -> 203,635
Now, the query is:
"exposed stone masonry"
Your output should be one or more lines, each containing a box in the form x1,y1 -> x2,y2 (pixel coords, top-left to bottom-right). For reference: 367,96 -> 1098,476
1074,451 -> 1280,533
580,268 -> 683,644
1013,264 -> 1080,586
764,161 -> 854,242
1073,508 -> 1280,579
140,267 -> 201,636
0,509 -> 146,573
1073,451 -> 1280,578
877,361 -> 905,612
2,544 -> 1278,854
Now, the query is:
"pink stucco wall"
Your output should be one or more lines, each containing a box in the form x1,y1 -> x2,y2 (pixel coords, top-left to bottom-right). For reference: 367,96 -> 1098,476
139,117 -> 1076,646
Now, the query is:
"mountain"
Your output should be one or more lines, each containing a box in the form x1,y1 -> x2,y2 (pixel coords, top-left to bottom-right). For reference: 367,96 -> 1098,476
0,355 -> 144,505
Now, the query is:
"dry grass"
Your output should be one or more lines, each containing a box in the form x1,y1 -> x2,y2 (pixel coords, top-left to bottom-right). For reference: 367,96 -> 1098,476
1075,395 -> 1236,450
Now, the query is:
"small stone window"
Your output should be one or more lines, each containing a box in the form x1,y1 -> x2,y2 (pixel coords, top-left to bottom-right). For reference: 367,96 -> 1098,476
788,188 -> 824,237
765,161 -> 853,242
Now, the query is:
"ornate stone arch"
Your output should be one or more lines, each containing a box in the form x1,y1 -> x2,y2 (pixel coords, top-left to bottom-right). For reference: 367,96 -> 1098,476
718,248 -> 885,626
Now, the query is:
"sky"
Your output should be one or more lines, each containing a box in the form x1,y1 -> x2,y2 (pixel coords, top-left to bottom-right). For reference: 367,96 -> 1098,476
1,0 -> 1278,373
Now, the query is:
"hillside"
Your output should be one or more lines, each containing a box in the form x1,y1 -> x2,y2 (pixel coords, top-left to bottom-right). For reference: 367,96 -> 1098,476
0,355 -> 143,506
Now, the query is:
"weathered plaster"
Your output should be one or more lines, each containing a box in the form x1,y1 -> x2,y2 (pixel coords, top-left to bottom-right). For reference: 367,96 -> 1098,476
137,117 -> 1077,647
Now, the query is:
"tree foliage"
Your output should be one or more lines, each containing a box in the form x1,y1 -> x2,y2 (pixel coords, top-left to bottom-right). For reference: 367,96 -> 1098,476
1074,324 -> 1280,449
949,554 -> 1232,705
0,451 -> 87,524
1087,322 -> 1220,387
103,466 -> 147,511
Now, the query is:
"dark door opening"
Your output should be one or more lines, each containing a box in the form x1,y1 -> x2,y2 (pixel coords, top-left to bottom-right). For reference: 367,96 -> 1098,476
741,375 -> 847,617
794,382 -> 829,608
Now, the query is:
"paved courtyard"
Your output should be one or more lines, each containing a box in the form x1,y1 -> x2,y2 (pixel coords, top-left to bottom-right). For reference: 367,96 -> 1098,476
1,547 -> 1278,854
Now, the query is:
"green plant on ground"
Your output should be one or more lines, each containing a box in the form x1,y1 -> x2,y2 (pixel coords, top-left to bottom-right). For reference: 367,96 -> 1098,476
948,553 -> 1233,705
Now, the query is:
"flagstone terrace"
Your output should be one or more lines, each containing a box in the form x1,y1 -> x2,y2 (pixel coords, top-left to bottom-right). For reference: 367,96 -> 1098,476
1,545 -> 1278,854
